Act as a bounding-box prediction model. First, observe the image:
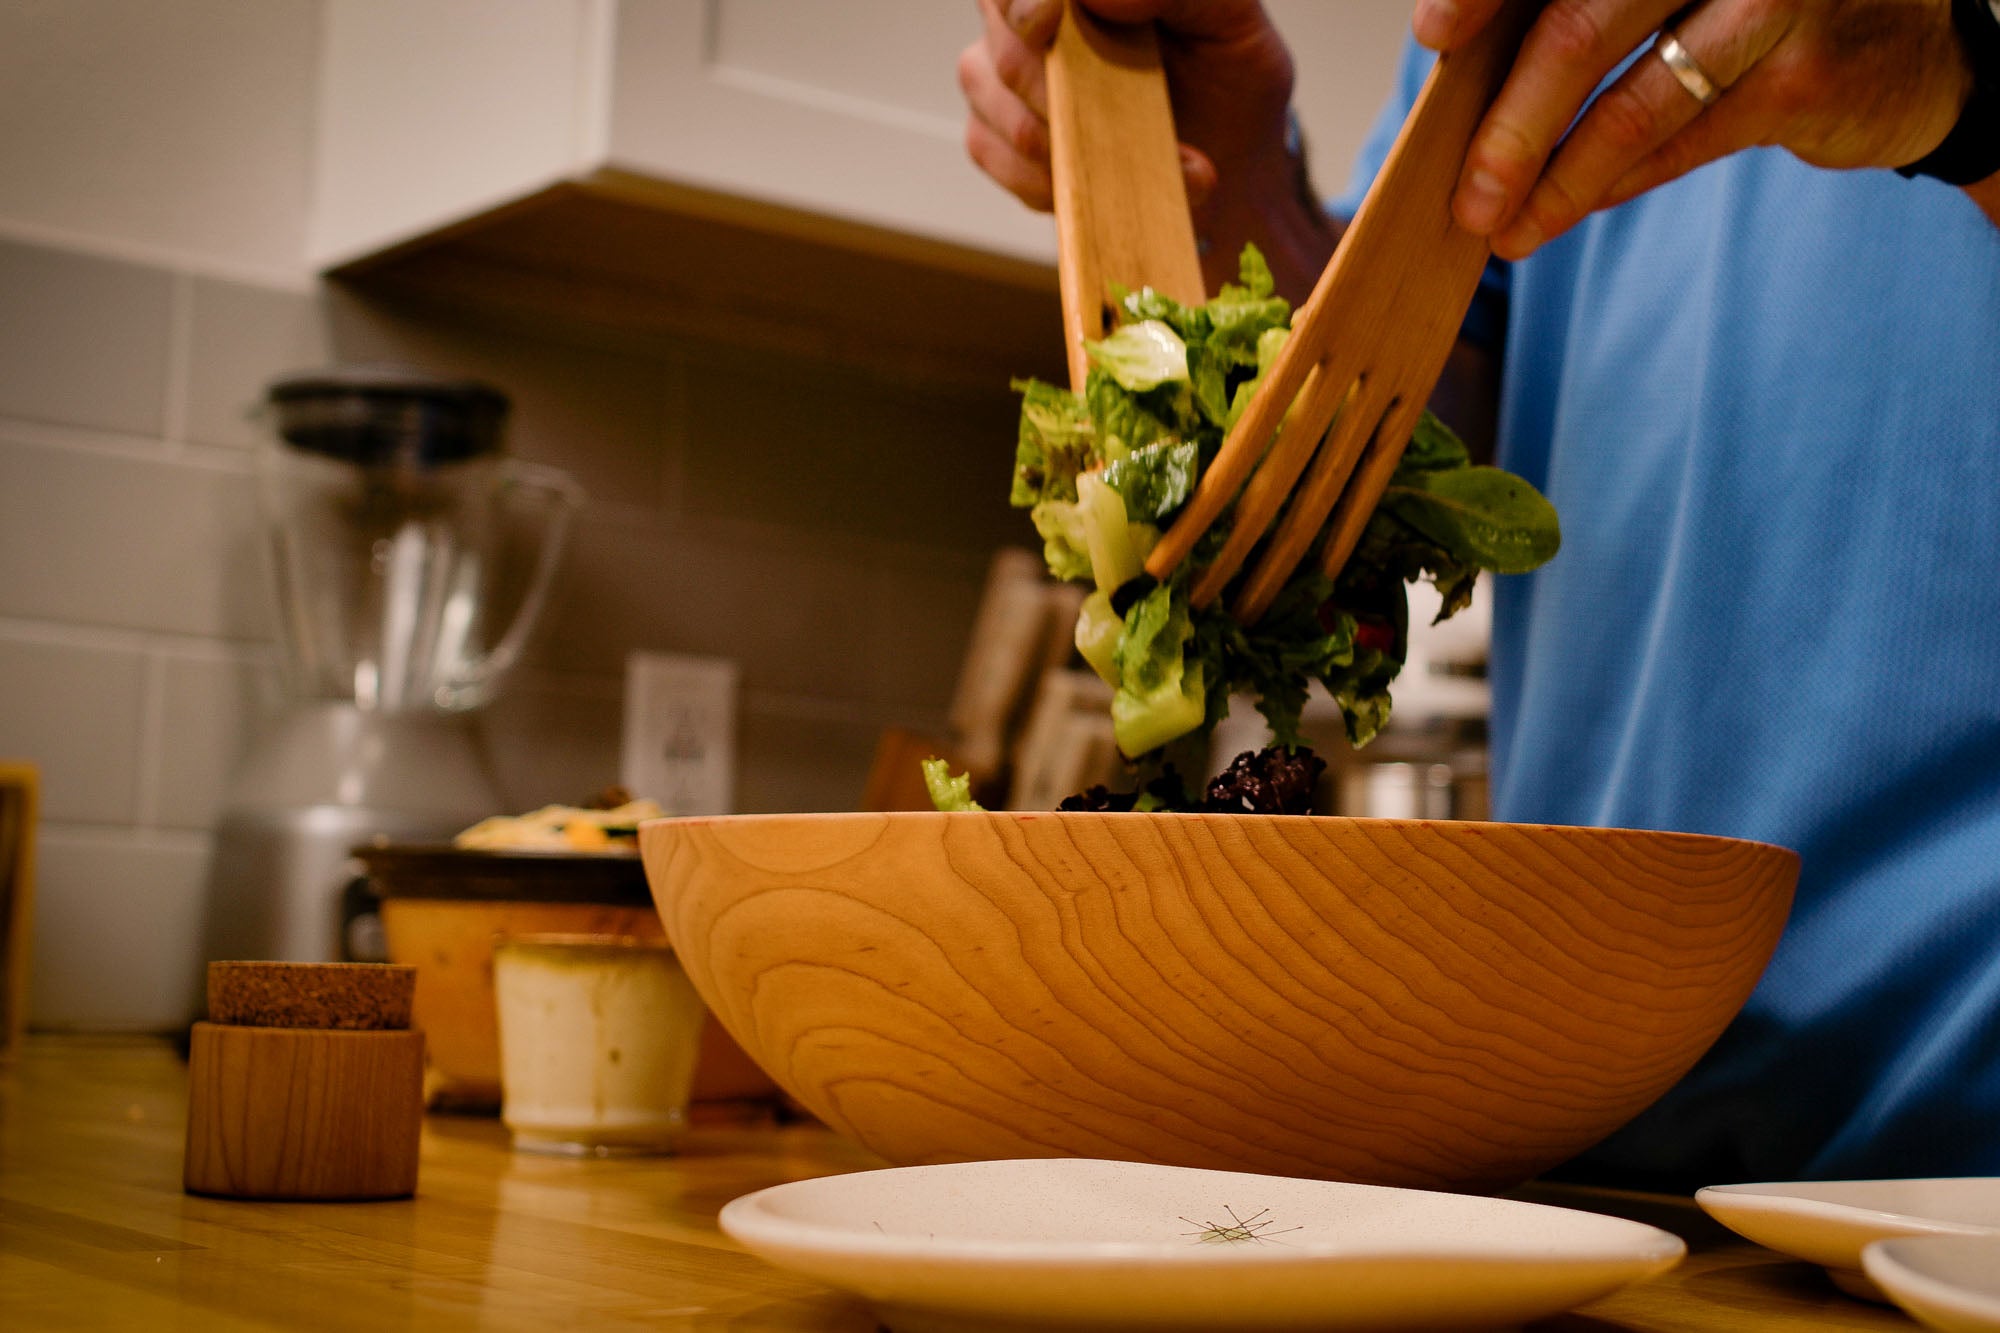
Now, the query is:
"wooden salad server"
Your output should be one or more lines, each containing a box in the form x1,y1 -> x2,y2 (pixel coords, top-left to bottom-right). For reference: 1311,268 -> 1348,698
1047,0 -> 1545,623
1043,0 -> 1206,392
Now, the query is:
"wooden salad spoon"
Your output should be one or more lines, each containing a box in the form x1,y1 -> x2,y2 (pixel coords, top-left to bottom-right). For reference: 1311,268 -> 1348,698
1045,0 -> 1544,623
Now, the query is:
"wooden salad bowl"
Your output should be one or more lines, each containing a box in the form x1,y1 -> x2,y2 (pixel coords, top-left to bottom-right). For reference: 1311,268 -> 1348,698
639,813 -> 1797,1192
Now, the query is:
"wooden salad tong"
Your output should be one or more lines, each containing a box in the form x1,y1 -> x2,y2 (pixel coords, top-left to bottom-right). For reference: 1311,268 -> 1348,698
1044,0 -> 1543,624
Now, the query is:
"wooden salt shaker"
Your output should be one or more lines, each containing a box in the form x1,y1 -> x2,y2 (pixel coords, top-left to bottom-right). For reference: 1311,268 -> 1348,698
184,961 -> 424,1200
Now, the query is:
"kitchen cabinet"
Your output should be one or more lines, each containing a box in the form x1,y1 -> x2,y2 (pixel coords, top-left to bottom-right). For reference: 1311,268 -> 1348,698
311,0 -> 1408,384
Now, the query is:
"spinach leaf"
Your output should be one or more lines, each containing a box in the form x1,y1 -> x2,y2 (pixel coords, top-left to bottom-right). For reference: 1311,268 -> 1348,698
1380,466 -> 1562,575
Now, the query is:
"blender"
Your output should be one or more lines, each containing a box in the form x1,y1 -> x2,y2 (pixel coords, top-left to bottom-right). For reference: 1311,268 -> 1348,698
204,367 -> 582,970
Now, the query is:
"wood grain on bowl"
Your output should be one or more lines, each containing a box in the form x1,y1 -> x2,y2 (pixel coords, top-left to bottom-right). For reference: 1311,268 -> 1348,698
640,813 -> 1797,1192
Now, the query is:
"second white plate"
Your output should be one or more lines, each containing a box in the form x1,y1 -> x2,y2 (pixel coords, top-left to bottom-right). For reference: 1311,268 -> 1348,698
721,1157 -> 1685,1332
1865,1235 -> 2000,1332
1697,1179 -> 2000,1301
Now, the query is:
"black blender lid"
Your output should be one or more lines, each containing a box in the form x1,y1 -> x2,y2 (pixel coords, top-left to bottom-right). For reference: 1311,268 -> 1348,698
266,364 -> 510,466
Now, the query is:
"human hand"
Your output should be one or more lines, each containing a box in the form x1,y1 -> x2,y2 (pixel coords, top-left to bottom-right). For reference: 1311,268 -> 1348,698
956,0 -> 1295,219
1412,0 -> 1976,259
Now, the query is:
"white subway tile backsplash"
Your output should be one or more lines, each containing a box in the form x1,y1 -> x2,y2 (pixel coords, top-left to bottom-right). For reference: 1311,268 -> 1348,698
323,289 -> 668,508
29,829 -> 210,1031
184,277 -> 327,449
0,239 -> 174,436
532,512 -> 877,704
864,552 -> 990,724
681,348 -> 1021,550
479,672 -> 626,813
736,703 -> 879,814
6,243 -> 1033,1028
0,635 -> 147,824
0,432 -> 269,639
153,652 -> 283,830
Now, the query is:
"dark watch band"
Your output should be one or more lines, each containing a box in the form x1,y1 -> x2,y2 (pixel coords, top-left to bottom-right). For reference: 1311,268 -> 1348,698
1898,0 -> 2000,186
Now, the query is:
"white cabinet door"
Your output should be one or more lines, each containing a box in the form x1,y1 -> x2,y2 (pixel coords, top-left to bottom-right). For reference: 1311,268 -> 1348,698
313,0 -> 1414,274
603,1 -> 1055,265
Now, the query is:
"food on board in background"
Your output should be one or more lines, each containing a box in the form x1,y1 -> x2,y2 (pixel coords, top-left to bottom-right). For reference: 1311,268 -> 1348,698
454,795 -> 666,851
966,243 -> 1559,812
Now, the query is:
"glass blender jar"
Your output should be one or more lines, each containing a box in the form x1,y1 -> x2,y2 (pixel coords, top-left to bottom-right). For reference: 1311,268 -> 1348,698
203,367 -> 582,972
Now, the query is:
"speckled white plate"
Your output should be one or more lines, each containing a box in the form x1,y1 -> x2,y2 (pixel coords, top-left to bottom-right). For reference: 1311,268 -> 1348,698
720,1158 -> 1685,1333
1865,1236 -> 2000,1332
1698,1179 -> 2000,1302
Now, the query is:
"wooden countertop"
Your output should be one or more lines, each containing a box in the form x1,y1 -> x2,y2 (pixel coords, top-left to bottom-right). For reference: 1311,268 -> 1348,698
0,1037 -> 1915,1331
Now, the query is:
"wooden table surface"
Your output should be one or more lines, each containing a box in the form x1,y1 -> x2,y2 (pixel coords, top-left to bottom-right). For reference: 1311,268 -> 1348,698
0,1037 -> 1918,1331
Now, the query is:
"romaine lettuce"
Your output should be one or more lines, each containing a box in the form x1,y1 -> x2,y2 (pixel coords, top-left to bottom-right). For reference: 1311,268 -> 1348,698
1007,243 -> 1561,769
921,758 -> 984,812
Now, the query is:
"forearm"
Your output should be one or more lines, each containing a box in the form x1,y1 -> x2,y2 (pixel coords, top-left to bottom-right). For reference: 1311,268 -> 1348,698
1194,139 -> 1342,302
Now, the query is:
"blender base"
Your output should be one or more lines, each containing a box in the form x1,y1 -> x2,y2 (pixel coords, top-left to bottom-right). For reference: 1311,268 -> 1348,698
200,704 -> 504,1010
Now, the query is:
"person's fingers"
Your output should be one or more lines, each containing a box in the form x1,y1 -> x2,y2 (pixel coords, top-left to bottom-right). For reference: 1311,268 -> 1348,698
965,107 -> 1055,210
978,0 -> 1052,118
1491,2 -> 1793,258
1179,143 -> 1218,213
1597,85 -> 1766,210
1412,0 -> 1505,50
960,18 -> 1054,212
959,35 -> 1052,167
1453,0 -> 1688,237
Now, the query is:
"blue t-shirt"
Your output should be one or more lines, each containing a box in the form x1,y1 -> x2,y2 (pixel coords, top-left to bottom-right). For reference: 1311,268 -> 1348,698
1346,41 -> 2000,1183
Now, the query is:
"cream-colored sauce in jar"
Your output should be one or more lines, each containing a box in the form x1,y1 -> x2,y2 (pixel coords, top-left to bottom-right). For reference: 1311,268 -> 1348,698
493,935 -> 706,1155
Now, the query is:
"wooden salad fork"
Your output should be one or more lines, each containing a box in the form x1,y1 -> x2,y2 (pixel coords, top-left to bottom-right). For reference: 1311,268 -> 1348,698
1045,0 -> 1543,624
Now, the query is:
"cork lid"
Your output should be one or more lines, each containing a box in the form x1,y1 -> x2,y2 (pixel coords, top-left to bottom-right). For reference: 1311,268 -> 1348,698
206,961 -> 416,1031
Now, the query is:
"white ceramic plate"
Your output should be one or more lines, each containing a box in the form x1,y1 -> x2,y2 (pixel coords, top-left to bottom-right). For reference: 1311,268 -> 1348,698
1865,1236 -> 2000,1332
720,1158 -> 1685,1333
1697,1179 -> 2000,1301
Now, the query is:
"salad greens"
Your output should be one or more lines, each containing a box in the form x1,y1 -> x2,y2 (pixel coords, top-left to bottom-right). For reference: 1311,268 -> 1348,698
921,757 -> 985,812
1010,244 -> 1560,765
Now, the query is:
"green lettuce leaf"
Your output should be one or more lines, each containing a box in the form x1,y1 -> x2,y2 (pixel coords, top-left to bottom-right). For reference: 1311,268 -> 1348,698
922,758 -> 985,812
1030,501 -> 1093,583
1101,439 -> 1199,523
1086,367 -> 1178,456
1114,581 -> 1190,694
1398,408 -> 1474,474
1010,377 -> 1094,507
1006,244 -> 1562,768
1379,466 -> 1562,575
1085,319 -> 1189,392
1112,659 -> 1206,759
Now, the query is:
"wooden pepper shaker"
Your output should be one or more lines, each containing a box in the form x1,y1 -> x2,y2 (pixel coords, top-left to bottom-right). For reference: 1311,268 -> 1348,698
183,961 -> 424,1200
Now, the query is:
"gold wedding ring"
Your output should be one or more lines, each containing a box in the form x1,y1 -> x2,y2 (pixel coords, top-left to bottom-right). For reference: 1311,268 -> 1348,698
1655,31 -> 1722,107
